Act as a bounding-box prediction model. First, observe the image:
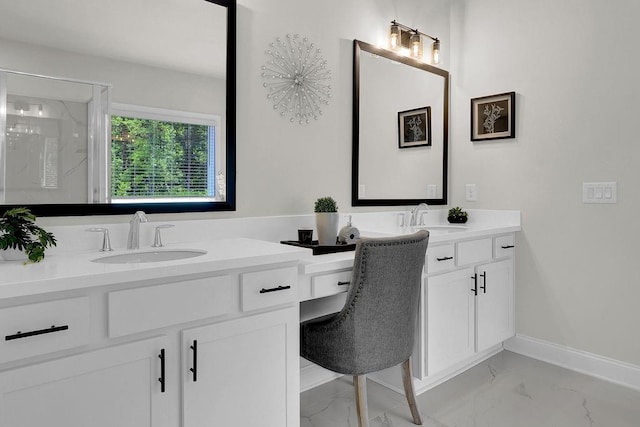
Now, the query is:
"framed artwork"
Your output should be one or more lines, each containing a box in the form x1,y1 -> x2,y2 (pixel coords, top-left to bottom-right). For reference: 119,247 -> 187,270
398,106 -> 431,148
470,91 -> 516,141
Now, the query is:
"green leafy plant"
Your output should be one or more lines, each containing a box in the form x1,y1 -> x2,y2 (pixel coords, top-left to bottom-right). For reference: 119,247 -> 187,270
0,208 -> 57,263
447,207 -> 468,223
314,196 -> 338,213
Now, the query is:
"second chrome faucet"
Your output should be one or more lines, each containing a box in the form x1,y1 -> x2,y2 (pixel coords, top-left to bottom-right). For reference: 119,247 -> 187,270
127,211 -> 148,250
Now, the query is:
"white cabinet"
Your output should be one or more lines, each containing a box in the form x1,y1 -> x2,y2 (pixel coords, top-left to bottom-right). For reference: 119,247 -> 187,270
424,235 -> 515,378
0,337 -> 168,427
0,263 -> 301,427
476,259 -> 514,352
426,268 -> 475,375
182,307 -> 299,427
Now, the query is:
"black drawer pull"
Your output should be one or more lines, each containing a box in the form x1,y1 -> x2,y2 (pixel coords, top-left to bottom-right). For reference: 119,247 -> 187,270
5,324 -> 69,341
190,340 -> 198,382
436,256 -> 453,262
337,281 -> 351,286
158,349 -> 166,393
501,245 -> 515,249
480,272 -> 487,293
259,285 -> 291,294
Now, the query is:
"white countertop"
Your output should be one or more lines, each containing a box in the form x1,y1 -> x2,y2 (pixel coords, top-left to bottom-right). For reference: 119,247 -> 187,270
0,238 -> 310,300
298,222 -> 521,275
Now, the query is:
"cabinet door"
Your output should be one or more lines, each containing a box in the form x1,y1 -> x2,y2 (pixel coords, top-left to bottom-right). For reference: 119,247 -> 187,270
476,259 -> 514,352
427,268 -> 475,375
0,337 -> 168,427
182,306 -> 299,427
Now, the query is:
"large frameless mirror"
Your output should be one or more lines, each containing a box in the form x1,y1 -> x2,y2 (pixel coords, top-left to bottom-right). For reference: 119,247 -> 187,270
0,0 -> 236,216
352,39 -> 448,206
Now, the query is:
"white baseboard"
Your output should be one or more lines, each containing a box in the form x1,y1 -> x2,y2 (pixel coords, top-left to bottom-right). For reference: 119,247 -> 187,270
504,334 -> 640,391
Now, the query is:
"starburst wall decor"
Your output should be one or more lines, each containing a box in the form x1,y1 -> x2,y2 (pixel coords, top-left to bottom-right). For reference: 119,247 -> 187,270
261,34 -> 332,125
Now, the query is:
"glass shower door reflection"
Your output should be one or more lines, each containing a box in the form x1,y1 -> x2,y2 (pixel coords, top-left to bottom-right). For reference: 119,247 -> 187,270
0,71 -> 110,204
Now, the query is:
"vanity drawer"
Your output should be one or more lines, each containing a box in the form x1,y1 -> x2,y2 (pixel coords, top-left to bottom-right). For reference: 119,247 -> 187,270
457,238 -> 493,266
495,234 -> 515,258
312,270 -> 352,298
426,244 -> 456,274
241,267 -> 297,312
108,275 -> 234,338
0,297 -> 90,364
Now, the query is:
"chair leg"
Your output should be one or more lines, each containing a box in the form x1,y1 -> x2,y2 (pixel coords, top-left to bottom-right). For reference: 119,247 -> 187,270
353,375 -> 370,427
401,358 -> 423,425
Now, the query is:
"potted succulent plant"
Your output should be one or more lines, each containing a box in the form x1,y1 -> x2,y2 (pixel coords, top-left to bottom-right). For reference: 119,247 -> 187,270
0,207 -> 57,263
447,207 -> 468,224
314,196 -> 339,245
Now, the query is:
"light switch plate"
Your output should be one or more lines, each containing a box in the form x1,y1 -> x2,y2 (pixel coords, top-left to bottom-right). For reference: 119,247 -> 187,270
426,184 -> 437,198
466,184 -> 477,201
583,182 -> 617,204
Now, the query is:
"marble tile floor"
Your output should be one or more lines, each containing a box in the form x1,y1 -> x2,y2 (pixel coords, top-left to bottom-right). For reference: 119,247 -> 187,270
300,351 -> 640,427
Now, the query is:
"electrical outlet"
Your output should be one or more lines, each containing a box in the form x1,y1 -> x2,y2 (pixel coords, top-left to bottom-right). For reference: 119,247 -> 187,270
426,184 -> 437,198
466,184 -> 477,201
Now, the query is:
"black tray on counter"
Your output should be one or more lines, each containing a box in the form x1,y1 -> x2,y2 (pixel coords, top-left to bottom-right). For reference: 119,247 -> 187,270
280,240 -> 356,255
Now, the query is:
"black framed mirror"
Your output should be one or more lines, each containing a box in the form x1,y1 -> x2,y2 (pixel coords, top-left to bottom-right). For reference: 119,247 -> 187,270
352,39 -> 448,206
0,0 -> 236,216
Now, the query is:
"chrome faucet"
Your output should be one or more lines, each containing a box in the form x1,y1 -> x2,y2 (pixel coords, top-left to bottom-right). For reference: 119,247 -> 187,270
409,203 -> 429,227
127,211 -> 148,250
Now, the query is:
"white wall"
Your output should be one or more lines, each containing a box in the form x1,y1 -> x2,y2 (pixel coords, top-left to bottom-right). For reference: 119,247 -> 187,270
234,0 -> 450,216
449,0 -> 640,365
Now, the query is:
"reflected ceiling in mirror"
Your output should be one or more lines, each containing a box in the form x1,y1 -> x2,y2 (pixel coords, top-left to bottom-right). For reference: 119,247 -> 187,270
0,0 -> 236,216
352,40 -> 448,206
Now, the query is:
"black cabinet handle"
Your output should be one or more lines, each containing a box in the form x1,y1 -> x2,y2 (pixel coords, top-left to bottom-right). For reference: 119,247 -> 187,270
470,274 -> 478,296
337,281 -> 350,286
259,285 -> 291,294
158,349 -> 166,393
5,324 -> 69,341
436,256 -> 453,262
190,340 -> 198,382
501,245 -> 515,249
480,272 -> 487,293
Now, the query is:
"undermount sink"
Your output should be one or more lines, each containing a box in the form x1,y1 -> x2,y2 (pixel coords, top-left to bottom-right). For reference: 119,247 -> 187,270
92,249 -> 207,264
416,224 -> 468,232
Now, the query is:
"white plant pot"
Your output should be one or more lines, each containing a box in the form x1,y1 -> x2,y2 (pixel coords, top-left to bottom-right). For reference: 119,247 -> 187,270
316,212 -> 339,246
1,247 -> 28,262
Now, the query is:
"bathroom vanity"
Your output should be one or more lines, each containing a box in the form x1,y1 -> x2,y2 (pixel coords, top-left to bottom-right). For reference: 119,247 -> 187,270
0,210 -> 520,427
0,238 -> 308,427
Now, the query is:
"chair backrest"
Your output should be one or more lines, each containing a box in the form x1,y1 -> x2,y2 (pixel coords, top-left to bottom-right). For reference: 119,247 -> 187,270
337,230 -> 429,374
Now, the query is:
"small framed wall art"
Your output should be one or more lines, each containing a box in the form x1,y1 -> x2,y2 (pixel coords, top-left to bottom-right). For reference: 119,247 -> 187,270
470,91 -> 516,141
398,106 -> 432,148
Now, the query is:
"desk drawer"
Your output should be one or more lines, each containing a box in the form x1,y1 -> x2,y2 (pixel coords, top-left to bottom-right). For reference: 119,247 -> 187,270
457,238 -> 493,266
241,267 -> 297,312
108,275 -> 234,338
0,297 -> 90,363
312,270 -> 352,298
495,234 -> 515,258
426,244 -> 456,274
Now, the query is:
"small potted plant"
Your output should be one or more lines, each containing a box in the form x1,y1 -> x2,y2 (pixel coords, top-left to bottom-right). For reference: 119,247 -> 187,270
314,196 -> 339,245
447,207 -> 468,224
0,207 -> 57,263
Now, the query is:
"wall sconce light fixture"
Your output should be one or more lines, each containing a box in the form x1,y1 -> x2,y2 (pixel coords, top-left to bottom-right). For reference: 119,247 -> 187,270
389,20 -> 441,65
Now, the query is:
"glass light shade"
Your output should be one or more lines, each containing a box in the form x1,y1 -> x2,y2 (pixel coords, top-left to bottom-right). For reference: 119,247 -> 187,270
409,32 -> 421,59
389,24 -> 400,50
432,40 -> 441,65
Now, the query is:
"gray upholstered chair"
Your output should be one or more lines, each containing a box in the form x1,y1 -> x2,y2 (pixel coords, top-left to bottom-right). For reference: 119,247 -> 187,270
300,230 -> 429,427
